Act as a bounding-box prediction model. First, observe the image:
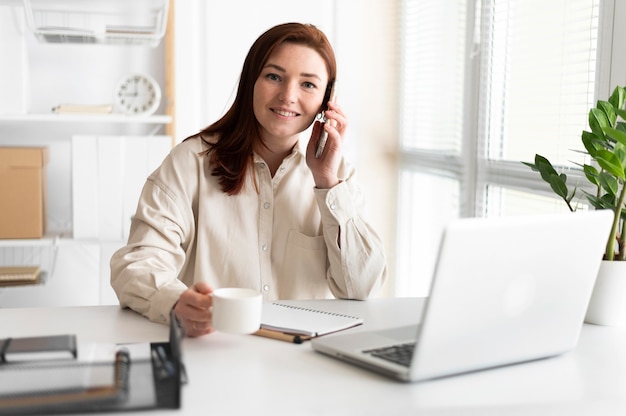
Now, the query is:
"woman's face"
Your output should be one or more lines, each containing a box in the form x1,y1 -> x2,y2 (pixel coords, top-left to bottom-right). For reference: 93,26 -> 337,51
253,42 -> 329,145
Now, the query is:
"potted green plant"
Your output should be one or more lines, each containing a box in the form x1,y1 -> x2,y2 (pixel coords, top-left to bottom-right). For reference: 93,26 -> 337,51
523,85 -> 626,327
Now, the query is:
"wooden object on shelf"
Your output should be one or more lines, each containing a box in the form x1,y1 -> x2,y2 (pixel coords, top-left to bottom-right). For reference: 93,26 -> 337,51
0,266 -> 41,287
52,104 -> 113,114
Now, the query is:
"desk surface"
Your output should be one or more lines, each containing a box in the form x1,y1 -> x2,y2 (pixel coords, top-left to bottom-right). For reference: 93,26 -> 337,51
1,298 -> 626,416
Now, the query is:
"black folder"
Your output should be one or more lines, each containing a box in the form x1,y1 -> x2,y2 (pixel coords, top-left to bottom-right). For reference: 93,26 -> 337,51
0,310 -> 186,415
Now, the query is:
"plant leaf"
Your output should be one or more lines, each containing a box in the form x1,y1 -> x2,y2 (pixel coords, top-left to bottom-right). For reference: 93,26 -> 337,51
598,100 -> 617,126
566,184 -> 578,204
581,130 -> 605,157
521,161 -> 538,170
616,108 -> 626,120
583,164 -> 600,186
609,86 -> 626,110
603,126 -> 626,146
598,171 -> 618,196
548,173 -> 568,199
615,142 -> 626,168
528,154 -> 560,183
523,155 -> 573,200
583,191 -> 616,210
590,108 -> 610,138
596,149 -> 626,179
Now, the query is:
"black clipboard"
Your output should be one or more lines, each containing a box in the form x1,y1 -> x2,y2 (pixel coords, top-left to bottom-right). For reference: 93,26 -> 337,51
0,310 -> 186,415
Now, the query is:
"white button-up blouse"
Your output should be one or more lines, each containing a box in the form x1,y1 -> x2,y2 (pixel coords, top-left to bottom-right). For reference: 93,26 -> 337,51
110,135 -> 387,323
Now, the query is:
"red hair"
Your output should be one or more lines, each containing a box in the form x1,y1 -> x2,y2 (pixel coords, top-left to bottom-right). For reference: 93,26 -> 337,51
189,22 -> 337,195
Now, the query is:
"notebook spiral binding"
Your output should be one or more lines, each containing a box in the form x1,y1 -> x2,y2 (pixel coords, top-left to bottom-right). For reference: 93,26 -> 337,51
271,302 -> 361,321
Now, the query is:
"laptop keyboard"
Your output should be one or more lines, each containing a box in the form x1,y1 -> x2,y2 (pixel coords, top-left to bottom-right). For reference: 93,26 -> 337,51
363,342 -> 416,367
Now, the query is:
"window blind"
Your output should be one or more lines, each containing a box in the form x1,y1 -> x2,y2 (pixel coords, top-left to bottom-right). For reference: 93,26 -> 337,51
396,0 -> 600,296
399,0 -> 468,153
477,0 -> 599,166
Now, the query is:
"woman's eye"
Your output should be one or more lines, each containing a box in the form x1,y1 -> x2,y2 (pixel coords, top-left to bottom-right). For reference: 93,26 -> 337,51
303,82 -> 316,89
267,73 -> 281,82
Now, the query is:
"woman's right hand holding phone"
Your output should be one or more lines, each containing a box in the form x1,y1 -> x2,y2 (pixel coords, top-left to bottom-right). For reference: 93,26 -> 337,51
306,100 -> 348,189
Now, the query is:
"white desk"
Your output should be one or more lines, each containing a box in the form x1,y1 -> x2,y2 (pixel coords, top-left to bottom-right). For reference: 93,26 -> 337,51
1,298 -> 626,415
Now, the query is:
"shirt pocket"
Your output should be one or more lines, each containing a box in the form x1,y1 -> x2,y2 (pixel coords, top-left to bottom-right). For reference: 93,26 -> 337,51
281,230 -> 329,298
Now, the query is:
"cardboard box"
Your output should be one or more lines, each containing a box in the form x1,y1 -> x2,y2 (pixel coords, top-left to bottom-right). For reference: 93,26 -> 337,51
0,147 -> 48,239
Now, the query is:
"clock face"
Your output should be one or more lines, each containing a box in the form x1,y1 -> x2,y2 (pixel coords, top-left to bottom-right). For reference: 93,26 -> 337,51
114,74 -> 161,115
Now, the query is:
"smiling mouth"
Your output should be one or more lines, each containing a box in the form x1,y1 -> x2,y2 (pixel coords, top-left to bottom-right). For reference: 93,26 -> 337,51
272,109 -> 299,117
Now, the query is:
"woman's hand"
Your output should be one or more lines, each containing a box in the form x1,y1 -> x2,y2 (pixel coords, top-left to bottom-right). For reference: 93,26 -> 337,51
306,101 -> 348,189
173,282 -> 214,337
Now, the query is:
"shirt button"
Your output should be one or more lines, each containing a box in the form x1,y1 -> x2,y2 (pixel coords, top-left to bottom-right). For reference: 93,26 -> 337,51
330,203 -> 336,210
263,202 -> 271,209
279,166 -> 285,172
262,244 -> 268,251
263,284 -> 270,292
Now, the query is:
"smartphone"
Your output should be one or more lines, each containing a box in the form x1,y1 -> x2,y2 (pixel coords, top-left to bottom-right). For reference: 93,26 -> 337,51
314,81 -> 337,158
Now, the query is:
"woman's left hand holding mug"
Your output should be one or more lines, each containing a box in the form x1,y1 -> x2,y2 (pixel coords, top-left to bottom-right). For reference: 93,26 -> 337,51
173,281 -> 214,337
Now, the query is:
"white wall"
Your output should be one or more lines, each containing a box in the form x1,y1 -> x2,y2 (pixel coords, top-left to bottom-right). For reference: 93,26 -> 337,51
334,0 -> 399,294
173,0 -> 335,142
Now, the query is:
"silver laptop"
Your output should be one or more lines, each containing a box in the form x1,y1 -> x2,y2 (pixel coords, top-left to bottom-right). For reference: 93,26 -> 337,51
311,210 -> 612,382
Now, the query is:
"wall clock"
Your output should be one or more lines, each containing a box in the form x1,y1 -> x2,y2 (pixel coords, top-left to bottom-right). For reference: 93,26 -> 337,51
114,73 -> 161,116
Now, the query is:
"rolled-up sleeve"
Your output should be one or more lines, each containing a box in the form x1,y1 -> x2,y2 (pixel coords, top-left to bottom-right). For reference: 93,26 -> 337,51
314,174 -> 387,299
110,176 -> 193,324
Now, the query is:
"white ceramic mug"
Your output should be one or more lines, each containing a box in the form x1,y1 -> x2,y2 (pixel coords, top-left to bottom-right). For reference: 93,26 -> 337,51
211,288 -> 262,334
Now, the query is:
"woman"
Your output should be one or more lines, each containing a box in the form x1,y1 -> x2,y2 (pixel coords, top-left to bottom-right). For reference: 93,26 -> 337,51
110,22 -> 387,337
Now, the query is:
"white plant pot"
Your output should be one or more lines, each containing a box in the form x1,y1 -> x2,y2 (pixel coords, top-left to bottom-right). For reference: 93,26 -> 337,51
585,261 -> 626,327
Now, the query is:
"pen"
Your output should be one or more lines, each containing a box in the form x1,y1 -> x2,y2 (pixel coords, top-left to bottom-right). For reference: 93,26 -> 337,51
254,328 -> 310,344
156,345 -> 175,376
151,349 -> 170,379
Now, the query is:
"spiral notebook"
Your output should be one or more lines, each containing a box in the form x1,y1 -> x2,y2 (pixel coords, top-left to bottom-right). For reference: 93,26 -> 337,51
259,302 -> 363,339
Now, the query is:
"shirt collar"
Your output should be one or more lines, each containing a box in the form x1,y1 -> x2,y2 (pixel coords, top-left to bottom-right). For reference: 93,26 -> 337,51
252,139 -> 305,164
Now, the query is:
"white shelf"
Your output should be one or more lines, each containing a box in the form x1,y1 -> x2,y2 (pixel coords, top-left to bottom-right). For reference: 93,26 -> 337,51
0,113 -> 172,124
0,236 -> 59,247
22,0 -> 169,47
0,236 -> 59,278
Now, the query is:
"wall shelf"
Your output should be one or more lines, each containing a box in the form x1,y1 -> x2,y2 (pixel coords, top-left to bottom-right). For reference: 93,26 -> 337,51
0,236 -> 60,247
22,0 -> 169,47
0,113 -> 172,124
0,0 -> 172,306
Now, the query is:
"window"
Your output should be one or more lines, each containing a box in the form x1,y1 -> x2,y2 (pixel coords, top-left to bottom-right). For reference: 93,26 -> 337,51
397,0 -> 602,296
